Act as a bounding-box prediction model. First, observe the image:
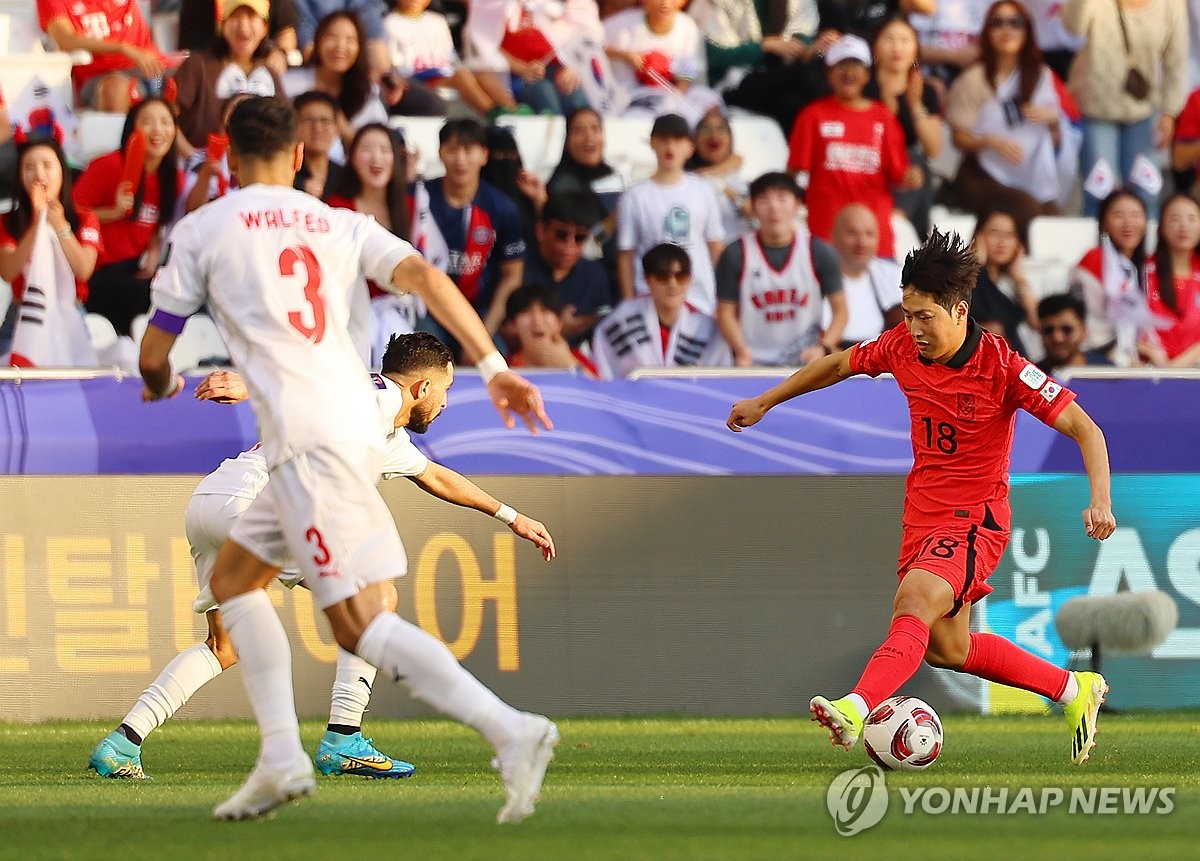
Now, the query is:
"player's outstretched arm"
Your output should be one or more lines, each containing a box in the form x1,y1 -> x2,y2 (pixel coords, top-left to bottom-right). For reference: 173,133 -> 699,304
409,462 -> 556,561
138,324 -> 185,402
1052,401 -> 1116,540
390,255 -> 553,434
726,348 -> 855,432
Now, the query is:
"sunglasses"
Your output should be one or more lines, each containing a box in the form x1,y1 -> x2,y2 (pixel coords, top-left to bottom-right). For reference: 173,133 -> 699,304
551,226 -> 589,244
988,15 -> 1027,28
1041,324 -> 1078,336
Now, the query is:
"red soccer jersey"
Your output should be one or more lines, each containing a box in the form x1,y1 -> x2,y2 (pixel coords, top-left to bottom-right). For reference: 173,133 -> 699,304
73,151 -> 179,267
37,0 -> 161,90
1145,257 -> 1200,360
850,321 -> 1077,529
787,96 -> 908,257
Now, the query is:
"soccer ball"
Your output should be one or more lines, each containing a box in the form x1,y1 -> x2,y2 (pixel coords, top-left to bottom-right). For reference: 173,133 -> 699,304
862,696 -> 943,771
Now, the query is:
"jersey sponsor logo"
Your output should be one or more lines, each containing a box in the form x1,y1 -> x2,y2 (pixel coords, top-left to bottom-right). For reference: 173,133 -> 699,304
824,142 -> 882,175
957,393 -> 976,420
136,203 -> 159,225
819,121 -> 845,138
81,227 -> 100,243
1019,364 -> 1048,390
1040,381 -> 1063,402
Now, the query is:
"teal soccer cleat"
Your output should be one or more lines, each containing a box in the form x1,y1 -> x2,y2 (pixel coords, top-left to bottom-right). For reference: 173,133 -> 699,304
88,732 -> 148,779
315,731 -> 415,779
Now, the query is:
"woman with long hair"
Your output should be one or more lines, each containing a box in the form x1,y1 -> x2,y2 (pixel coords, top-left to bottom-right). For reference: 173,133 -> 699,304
868,14 -> 943,237
0,136 -> 101,362
946,0 -> 1073,224
284,11 -> 388,153
173,0 -> 282,158
1069,187 -> 1154,365
970,206 -> 1038,356
73,97 -> 182,337
1144,192 -> 1200,366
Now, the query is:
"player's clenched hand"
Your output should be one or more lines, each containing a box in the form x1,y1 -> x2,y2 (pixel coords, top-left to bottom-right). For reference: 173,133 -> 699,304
726,397 -> 768,432
487,371 -> 553,434
1082,505 -> 1116,540
142,373 -> 185,402
195,370 -> 248,404
511,514 -> 556,562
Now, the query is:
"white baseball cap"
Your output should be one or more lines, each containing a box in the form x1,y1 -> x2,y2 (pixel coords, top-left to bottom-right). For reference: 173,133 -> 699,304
824,34 -> 872,68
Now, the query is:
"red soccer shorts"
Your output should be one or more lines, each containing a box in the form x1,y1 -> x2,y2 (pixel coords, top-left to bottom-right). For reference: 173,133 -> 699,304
897,518 -> 1009,617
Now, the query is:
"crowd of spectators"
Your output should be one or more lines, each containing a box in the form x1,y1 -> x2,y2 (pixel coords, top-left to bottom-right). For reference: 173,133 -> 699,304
3,0 -> 1200,374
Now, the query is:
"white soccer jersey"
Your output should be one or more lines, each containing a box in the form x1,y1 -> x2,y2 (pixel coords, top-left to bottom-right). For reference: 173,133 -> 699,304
735,231 -> 824,366
384,10 -> 459,79
151,184 -> 417,466
192,375 -> 429,501
592,295 -> 729,379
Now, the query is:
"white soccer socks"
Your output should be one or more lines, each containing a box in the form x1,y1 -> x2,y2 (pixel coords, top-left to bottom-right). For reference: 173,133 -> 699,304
355,612 -> 528,750
220,589 -> 305,769
121,643 -> 224,742
328,648 -> 378,727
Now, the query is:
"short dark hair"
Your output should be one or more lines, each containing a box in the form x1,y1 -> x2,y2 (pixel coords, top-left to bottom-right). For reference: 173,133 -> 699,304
1037,292 -> 1087,323
381,332 -> 454,376
642,243 -> 692,279
541,191 -> 603,228
439,117 -> 488,148
293,90 -> 339,116
900,228 -> 979,311
749,171 -> 802,200
506,282 -> 564,320
228,97 -> 297,161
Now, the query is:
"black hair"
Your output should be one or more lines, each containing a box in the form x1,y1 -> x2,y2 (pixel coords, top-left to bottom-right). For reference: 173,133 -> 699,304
540,190 -> 604,228
333,123 -> 411,239
120,96 -> 180,229
439,117 -> 488,148
292,89 -> 340,116
900,228 -> 980,311
549,107 -> 615,185
310,10 -> 371,119
1037,292 -> 1087,323
505,282 -> 563,321
642,243 -> 692,279
380,331 -> 454,376
228,96 -> 297,162
749,171 -> 802,200
1151,192 -> 1200,316
972,205 -> 1029,278
1097,186 -> 1148,277
4,137 -> 81,241
685,110 -> 733,171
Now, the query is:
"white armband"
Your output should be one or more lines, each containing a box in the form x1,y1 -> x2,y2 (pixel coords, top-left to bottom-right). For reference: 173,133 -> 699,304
477,351 -> 508,384
493,503 -> 518,525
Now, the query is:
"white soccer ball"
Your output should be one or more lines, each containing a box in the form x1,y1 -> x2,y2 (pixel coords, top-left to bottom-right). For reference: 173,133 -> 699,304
862,695 -> 943,771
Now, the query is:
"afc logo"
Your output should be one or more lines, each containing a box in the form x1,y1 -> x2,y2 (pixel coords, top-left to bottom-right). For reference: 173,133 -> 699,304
957,393 -> 976,420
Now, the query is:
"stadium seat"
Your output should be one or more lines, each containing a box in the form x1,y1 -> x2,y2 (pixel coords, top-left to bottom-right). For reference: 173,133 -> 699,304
84,313 -> 119,352
75,111 -> 127,166
0,1 -> 51,53
1029,216 -> 1097,266
129,312 -> 230,371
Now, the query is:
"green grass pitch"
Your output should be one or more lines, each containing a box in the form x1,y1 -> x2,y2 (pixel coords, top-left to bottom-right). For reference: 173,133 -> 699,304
1,713 -> 1197,861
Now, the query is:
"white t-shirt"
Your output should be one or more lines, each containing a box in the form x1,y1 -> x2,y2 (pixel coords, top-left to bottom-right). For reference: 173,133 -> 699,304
616,174 -> 725,314
384,10 -> 458,79
192,375 -> 430,501
823,258 -> 903,344
150,184 -> 417,466
602,7 -> 706,90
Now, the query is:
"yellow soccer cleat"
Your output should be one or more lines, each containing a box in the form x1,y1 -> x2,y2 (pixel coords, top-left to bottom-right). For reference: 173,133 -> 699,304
809,696 -> 864,751
1064,671 -> 1108,765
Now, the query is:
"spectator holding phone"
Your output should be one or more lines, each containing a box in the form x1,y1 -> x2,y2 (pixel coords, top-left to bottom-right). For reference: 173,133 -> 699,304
946,1 -> 1072,224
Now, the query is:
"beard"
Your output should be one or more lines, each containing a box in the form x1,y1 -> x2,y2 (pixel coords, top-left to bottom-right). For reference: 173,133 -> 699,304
407,402 -> 438,434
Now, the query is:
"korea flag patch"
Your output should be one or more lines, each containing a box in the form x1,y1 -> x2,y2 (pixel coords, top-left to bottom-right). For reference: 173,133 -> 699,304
1019,364 -> 1047,390
1040,381 -> 1063,403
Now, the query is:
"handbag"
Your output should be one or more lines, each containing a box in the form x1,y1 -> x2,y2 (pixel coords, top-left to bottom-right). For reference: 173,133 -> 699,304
1114,0 -> 1151,100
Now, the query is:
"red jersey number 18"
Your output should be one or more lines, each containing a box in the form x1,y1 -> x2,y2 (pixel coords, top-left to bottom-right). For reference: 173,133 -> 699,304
281,245 -> 327,343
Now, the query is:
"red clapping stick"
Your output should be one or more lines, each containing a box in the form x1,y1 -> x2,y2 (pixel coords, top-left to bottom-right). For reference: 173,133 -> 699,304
119,128 -> 147,211
208,133 -> 230,197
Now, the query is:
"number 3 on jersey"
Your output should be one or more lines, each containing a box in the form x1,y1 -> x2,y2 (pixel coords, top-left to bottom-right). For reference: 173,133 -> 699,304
281,245 -> 326,343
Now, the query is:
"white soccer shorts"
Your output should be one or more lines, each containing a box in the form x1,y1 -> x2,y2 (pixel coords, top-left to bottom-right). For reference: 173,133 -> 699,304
186,493 -> 304,614
228,445 -> 408,609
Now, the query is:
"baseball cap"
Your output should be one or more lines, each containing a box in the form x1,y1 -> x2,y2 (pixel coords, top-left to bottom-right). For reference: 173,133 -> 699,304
222,0 -> 270,21
650,113 -> 691,139
824,34 -> 872,68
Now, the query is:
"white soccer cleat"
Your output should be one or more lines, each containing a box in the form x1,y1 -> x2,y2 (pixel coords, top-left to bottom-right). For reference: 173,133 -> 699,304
212,754 -> 316,821
493,714 -> 560,825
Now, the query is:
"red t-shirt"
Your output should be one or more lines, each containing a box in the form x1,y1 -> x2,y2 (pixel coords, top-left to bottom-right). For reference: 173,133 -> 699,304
73,151 -> 177,267
326,194 -> 394,298
1146,258 -> 1200,359
0,210 -> 103,303
37,0 -> 161,90
850,321 -> 1076,528
787,97 -> 908,257
1173,89 -> 1200,161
